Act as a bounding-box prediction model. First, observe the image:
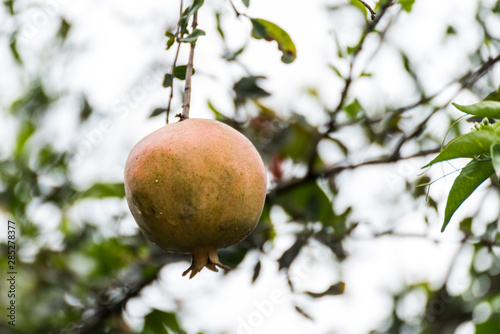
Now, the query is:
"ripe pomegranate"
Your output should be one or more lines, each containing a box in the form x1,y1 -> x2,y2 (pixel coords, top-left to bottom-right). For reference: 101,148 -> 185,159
124,118 -> 267,278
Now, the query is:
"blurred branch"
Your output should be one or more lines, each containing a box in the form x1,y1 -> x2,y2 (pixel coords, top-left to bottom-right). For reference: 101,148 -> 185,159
67,253 -> 187,334
272,146 -> 441,195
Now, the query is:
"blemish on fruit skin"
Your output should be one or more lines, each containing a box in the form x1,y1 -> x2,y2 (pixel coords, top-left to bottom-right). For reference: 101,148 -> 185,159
155,180 -> 159,183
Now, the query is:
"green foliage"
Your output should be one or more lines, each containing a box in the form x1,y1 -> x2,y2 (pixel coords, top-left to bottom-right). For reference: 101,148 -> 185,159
250,18 -> 297,64
398,0 -> 415,12
425,100 -> 500,231
442,160 -> 494,232
179,29 -> 205,43
179,0 -> 204,34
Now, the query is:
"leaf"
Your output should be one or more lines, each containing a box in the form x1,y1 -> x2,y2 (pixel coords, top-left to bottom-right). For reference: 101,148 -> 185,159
179,29 -> 205,43
242,0 -> 250,7
143,310 -> 185,334
424,131 -> 498,167
278,237 -> 306,270
345,99 -> 363,119
172,66 -> 195,80
79,95 -> 93,121
57,18 -> 71,41
166,36 -> 175,50
233,76 -> 270,101
491,143 -> 500,177
453,101 -> 500,119
79,183 -> 126,199
399,0 -> 415,12
250,18 -> 296,64
305,282 -> 345,298
275,181 -> 335,224
150,108 -> 168,118
252,260 -> 261,283
163,73 -> 174,87
442,160 -> 494,232
179,0 -> 204,34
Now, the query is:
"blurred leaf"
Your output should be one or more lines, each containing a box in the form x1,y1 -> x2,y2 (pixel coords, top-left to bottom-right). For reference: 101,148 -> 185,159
446,25 -> 457,36
179,29 -> 205,43
399,0 -> 415,12
4,0 -> 14,15
79,183 -> 125,199
242,0 -> 250,7
79,95 -> 93,121
476,314 -> 500,334
250,18 -> 296,64
453,101 -> 500,119
15,120 -> 35,156
276,181 -> 335,224
163,73 -> 174,87
57,18 -> 71,41
143,310 -> 186,334
442,160 -> 494,232
345,99 -> 363,119
275,115 -> 318,162
233,76 -> 270,101
150,108 -> 168,118
216,12 -> 224,40
424,131 -> 498,167
294,305 -> 314,320
278,237 -> 306,270
305,282 -> 345,298
459,217 -> 472,236
207,100 -> 230,122
167,36 -> 175,50
252,260 -> 261,283
9,35 -> 22,65
85,238 -> 135,276
179,0 -> 204,35
350,0 -> 368,16
173,66 -> 195,80
490,143 -> 500,177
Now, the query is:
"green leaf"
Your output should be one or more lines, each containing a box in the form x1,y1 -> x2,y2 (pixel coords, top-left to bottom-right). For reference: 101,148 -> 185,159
345,99 -> 363,119
150,108 -> 168,118
276,181 -> 335,224
242,0 -> 250,7
143,310 -> 185,334
172,66 -> 195,80
57,18 -> 71,41
349,0 -> 367,16
490,143 -> 500,177
163,73 -> 174,87
15,120 -> 35,156
233,76 -> 270,101
179,0 -> 204,34
179,29 -> 205,43
424,131 -> 498,167
79,183 -> 125,199
442,160 -> 494,232
453,101 -> 500,119
399,0 -> 415,12
305,282 -> 345,298
166,36 -> 175,50
250,18 -> 297,64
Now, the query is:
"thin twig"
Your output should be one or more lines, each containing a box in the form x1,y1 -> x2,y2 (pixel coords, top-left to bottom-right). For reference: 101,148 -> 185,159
357,0 -> 376,20
166,0 -> 184,124
179,11 -> 198,121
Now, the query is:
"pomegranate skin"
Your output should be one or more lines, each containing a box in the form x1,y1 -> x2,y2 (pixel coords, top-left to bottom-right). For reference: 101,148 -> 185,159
124,118 -> 267,277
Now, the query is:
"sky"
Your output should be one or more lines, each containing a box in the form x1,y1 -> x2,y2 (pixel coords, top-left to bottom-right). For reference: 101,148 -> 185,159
1,0 -> 500,333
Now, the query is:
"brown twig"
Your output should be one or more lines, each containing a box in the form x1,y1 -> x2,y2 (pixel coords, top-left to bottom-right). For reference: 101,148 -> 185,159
357,0 -> 376,20
179,12 -> 198,121
166,0 -> 184,124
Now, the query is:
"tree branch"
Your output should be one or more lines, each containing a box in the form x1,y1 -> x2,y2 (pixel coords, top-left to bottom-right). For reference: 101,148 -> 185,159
179,12 -> 198,121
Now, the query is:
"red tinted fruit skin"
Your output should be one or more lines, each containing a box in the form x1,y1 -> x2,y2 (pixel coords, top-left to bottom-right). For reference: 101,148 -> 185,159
124,118 -> 267,277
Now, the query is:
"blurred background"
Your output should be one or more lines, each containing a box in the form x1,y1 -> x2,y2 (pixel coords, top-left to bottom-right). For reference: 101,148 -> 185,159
1,0 -> 500,333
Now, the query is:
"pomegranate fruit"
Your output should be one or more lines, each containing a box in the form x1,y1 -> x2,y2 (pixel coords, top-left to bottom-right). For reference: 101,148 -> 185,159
124,118 -> 267,278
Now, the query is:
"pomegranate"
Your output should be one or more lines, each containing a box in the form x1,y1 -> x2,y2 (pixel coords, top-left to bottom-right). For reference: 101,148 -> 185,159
124,118 -> 267,278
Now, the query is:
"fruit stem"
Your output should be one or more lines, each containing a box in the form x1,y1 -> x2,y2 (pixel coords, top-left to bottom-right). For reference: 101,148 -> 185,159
182,245 -> 231,279
180,11 -> 198,121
